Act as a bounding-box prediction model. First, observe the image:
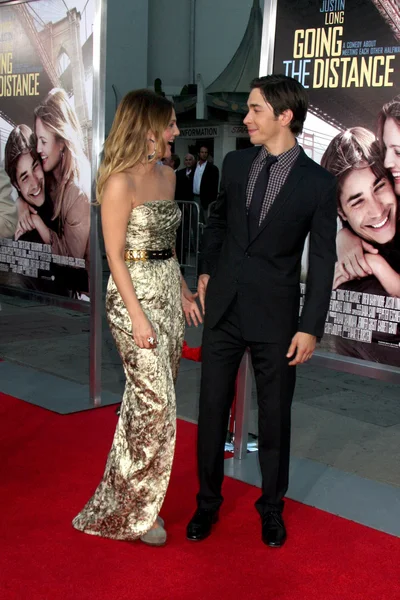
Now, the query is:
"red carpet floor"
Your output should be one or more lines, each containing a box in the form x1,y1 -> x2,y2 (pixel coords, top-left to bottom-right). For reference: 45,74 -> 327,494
1,391 -> 399,600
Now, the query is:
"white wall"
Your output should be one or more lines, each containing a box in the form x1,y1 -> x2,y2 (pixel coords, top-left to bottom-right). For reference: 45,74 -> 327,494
104,0 -> 264,130
195,0 -> 261,88
104,0 -> 149,133
147,0 -> 263,95
147,0 -> 191,96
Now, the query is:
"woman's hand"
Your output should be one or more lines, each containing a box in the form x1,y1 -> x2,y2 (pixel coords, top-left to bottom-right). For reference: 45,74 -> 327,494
16,197 -> 37,236
31,214 -> 51,244
181,281 -> 202,327
336,228 -> 378,280
131,312 -> 158,349
333,261 -> 351,289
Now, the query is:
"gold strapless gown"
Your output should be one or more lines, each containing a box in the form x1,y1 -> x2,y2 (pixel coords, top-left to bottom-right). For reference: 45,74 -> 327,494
72,200 -> 185,540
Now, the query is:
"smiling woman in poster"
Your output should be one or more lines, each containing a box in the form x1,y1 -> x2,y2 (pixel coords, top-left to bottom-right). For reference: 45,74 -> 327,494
379,98 -> 400,196
322,127 -> 400,365
16,88 -> 90,263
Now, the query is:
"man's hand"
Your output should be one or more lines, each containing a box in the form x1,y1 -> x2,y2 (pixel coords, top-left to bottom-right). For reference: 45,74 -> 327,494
197,274 -> 210,314
286,332 -> 316,366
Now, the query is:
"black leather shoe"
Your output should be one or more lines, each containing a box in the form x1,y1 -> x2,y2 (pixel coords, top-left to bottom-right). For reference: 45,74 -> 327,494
261,511 -> 287,547
186,509 -> 219,541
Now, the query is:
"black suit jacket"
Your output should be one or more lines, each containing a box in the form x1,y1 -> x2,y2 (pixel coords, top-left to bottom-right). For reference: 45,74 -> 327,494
201,146 -> 337,343
198,162 -> 219,210
175,167 -> 194,200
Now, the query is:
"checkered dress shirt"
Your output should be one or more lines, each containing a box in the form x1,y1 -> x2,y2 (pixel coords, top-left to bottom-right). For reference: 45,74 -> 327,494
246,142 -> 300,224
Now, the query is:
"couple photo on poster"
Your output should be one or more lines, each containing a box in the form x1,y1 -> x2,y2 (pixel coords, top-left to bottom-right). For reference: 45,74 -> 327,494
321,99 -> 400,366
0,1 -> 93,299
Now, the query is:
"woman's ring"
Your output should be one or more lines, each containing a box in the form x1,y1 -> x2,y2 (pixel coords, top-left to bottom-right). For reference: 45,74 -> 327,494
147,336 -> 155,345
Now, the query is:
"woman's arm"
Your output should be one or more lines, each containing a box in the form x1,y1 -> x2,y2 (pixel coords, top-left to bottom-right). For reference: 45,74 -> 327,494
101,174 -> 156,349
336,227 -> 378,280
15,196 -> 38,239
365,253 -> 400,297
30,214 -> 51,244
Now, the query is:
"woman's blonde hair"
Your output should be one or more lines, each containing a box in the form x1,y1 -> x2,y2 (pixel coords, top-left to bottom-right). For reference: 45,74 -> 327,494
377,97 -> 400,152
96,89 -> 174,202
34,88 -> 89,220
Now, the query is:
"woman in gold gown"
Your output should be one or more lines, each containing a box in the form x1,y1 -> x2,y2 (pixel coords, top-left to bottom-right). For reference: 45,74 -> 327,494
72,90 -> 201,546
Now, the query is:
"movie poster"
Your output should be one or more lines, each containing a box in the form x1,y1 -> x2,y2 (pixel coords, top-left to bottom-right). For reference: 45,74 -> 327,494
269,0 -> 400,368
0,0 -> 94,300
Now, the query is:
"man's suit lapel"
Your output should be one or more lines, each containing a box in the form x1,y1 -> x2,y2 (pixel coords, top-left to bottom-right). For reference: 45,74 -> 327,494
248,148 -> 309,246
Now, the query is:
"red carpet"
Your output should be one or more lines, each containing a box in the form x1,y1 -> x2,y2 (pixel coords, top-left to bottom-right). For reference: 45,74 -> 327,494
1,392 -> 399,600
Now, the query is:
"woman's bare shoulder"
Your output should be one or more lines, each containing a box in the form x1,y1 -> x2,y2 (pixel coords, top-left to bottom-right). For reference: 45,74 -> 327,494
105,172 -> 134,192
103,172 -> 135,200
100,172 -> 135,213
160,164 -> 176,182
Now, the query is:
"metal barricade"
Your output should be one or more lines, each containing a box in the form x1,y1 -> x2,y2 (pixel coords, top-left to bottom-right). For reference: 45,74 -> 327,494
176,200 -> 204,290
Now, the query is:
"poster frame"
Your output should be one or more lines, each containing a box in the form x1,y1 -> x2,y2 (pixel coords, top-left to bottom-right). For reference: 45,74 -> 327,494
0,1 -> 37,5
0,0 -> 107,401
260,0 -> 400,384
89,0 -> 107,405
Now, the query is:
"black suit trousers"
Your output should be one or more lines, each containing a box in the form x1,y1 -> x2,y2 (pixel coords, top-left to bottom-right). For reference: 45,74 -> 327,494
197,297 -> 296,515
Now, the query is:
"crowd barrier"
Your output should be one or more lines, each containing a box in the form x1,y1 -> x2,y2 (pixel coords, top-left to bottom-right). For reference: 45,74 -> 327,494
176,200 -> 203,289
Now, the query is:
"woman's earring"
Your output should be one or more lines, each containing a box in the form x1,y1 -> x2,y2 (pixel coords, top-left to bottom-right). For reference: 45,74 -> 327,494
147,138 -> 157,161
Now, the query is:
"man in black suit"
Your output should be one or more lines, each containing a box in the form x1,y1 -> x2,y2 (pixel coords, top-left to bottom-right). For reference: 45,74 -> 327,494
186,74 -> 337,547
175,153 -> 196,201
193,146 -> 219,219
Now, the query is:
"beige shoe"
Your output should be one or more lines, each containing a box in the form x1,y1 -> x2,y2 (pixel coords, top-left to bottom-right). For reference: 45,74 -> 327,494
140,519 -> 167,546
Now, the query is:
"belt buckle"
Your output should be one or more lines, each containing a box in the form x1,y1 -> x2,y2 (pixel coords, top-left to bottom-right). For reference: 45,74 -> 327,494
136,249 -> 147,261
126,249 -> 147,261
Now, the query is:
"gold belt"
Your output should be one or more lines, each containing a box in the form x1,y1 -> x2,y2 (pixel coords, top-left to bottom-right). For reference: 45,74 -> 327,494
124,248 -> 173,262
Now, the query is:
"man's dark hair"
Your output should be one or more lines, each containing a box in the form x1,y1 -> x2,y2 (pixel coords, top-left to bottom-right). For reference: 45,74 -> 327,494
5,124 -> 39,188
250,74 -> 309,136
171,153 -> 180,170
321,127 -> 386,217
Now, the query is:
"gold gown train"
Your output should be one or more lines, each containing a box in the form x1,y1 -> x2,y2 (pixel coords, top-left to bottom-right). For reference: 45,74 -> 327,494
72,200 -> 185,540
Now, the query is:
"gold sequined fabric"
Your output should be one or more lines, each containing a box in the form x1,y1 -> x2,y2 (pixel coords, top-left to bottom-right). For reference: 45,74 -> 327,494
72,200 -> 184,540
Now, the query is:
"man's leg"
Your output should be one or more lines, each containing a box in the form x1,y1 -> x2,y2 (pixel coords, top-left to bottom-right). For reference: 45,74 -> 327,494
249,340 -> 296,546
187,301 -> 246,540
197,306 -> 247,509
